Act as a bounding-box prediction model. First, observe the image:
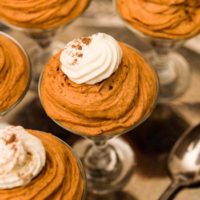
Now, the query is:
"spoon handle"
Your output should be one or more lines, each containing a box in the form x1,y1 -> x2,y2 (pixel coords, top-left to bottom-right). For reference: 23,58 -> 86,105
158,180 -> 181,200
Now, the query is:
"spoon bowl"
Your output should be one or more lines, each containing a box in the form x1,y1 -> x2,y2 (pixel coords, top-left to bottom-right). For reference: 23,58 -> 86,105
159,123 -> 200,200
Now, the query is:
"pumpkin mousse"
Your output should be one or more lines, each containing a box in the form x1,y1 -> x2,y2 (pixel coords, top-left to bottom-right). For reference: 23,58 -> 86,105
116,0 -> 200,39
40,33 -> 157,136
0,33 -> 29,113
0,0 -> 90,30
0,126 -> 85,200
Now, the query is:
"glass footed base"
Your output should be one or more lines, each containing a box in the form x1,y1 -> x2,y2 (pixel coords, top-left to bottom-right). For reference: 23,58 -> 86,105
28,41 -> 64,89
73,137 -> 136,195
145,51 -> 190,102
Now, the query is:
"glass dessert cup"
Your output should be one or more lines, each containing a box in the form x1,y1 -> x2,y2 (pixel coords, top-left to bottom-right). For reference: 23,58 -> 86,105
38,66 -> 159,195
59,138 -> 87,200
114,0 -> 191,102
0,31 -> 31,118
126,28 -> 189,102
1,22 -> 64,87
0,126 -> 87,200
1,1 -> 90,88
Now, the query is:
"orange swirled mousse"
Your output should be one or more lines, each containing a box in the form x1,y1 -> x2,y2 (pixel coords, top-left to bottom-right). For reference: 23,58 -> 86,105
116,0 -> 200,39
0,126 -> 85,200
0,33 -> 29,113
0,0 -> 90,30
40,33 -> 157,136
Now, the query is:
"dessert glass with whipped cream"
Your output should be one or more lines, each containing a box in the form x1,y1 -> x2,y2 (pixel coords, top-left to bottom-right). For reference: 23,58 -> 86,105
0,0 -> 91,87
39,33 -> 158,194
0,125 -> 86,200
114,0 -> 200,101
0,31 -> 31,116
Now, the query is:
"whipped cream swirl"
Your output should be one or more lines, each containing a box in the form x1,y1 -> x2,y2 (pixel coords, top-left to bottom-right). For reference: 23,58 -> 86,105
0,126 -> 46,189
60,33 -> 122,84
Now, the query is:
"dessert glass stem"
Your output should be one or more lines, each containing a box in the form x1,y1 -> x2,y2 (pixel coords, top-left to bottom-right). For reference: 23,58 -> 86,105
150,39 -> 178,85
73,136 -> 135,194
84,138 -> 121,179
147,38 -> 189,101
83,137 -> 124,194
26,29 -> 63,88
27,29 -> 56,49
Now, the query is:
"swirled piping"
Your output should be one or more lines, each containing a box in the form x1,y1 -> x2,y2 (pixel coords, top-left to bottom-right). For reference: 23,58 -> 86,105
60,33 -> 122,84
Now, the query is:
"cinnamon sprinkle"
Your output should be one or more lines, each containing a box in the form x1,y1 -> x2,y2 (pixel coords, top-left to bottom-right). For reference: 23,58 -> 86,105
68,36 -> 92,65
77,53 -> 83,57
11,144 -> 17,152
78,45 -> 82,50
81,37 -> 91,45
5,134 -> 17,144
27,151 -> 32,156
72,58 -> 78,64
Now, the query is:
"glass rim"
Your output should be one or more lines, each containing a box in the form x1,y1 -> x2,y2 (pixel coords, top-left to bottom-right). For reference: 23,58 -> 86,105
0,31 -> 31,116
55,134 -> 87,200
38,42 -> 159,140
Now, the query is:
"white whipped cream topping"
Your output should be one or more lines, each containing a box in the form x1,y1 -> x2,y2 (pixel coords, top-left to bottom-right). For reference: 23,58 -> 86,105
0,126 -> 46,189
60,33 -> 122,84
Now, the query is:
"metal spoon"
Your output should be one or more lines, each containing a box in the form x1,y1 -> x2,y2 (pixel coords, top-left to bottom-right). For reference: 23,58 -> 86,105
159,123 -> 200,200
